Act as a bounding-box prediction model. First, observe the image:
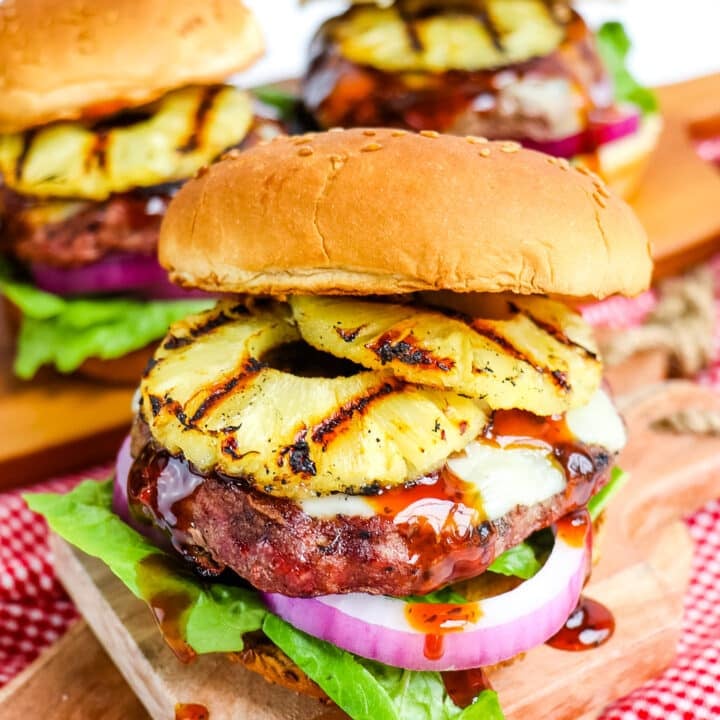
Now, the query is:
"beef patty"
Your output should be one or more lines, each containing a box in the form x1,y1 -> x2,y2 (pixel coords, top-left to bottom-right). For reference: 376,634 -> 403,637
0,186 -> 175,268
126,420 -> 611,597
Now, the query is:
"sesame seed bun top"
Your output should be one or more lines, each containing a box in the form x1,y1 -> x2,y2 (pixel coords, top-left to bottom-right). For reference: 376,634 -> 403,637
159,128 -> 653,299
0,0 -> 263,133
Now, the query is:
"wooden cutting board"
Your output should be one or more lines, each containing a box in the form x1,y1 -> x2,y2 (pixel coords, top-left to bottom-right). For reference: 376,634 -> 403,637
1,381 -> 716,720
1,74 -> 718,493
632,74 -> 720,279
0,307 -> 133,491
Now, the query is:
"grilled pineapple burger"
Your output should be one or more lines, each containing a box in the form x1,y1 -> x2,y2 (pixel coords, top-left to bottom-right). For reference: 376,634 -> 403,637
0,0 -> 268,381
28,129 -> 652,718
302,0 -> 661,198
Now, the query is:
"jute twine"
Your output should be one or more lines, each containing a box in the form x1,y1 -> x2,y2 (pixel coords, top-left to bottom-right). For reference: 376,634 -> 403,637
601,265 -> 720,436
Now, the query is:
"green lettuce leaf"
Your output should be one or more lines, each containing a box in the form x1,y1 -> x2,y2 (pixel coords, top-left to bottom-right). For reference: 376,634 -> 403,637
24,481 -> 266,652
0,262 -> 213,378
488,541 -> 541,580
253,85 -> 299,119
405,586 -> 468,604
26,480 -> 505,718
264,615 -> 504,720
588,466 -> 628,522
595,22 -> 658,115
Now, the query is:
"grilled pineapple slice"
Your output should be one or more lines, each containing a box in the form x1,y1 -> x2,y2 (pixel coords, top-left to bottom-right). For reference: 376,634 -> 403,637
0,85 -> 252,200
328,0 -> 566,73
290,295 -> 601,415
142,300 -> 488,499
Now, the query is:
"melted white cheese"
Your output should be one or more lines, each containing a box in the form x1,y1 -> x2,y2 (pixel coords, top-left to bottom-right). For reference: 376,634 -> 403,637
300,494 -> 377,519
299,388 -> 625,520
447,444 -> 565,520
566,388 -> 626,453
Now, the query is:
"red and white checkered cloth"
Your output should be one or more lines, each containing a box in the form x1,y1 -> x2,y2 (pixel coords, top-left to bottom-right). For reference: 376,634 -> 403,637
1,256 -> 719,717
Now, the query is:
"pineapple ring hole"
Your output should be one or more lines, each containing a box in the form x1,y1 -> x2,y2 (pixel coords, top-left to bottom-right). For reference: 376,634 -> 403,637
260,341 -> 365,379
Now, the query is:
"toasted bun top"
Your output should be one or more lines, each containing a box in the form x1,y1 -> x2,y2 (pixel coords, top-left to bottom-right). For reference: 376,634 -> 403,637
0,0 -> 263,132
160,128 -> 653,299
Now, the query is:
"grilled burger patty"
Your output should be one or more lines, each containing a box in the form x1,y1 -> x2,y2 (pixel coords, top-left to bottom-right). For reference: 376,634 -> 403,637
128,417 -> 612,597
0,186 -> 175,267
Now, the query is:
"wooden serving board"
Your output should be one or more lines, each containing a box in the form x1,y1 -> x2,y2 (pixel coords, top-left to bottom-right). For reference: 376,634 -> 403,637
1,380 -> 714,720
632,74 -> 720,279
0,308 -> 134,491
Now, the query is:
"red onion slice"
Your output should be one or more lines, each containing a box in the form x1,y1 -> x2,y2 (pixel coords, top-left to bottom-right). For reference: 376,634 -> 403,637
588,105 -> 641,148
518,105 -> 641,158
519,132 -> 587,158
262,512 -> 591,671
31,254 -> 208,300
112,435 -> 172,551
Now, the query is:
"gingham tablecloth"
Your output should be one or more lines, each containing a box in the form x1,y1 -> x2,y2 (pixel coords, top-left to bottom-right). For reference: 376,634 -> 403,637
2,255 -> 719,717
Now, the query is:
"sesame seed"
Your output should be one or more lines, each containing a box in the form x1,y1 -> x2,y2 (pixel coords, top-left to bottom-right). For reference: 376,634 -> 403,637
328,127 -> 345,133
557,158 -> 570,170
330,155 -> 345,170
362,143 -> 383,152
501,141 -> 521,153
391,130 -> 407,137
595,183 -> 611,199
363,129 -> 377,136
575,164 -> 592,176
293,136 -> 313,145
593,193 -> 607,208
466,136 -> 488,144
420,130 -> 440,138
222,149 -> 241,160
298,147 -> 314,156
479,148 -> 491,157
271,134 -> 287,142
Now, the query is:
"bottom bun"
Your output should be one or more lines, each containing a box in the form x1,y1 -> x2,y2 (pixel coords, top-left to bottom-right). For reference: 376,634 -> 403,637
231,510 -> 605,701
577,114 -> 662,200
77,345 -> 154,384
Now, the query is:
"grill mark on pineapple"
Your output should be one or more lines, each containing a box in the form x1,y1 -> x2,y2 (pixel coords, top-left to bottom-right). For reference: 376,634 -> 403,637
178,86 -> 224,154
14,129 -> 38,182
335,324 -> 366,342
508,302 -> 598,361
87,131 -> 111,170
149,395 -> 163,417
164,397 -> 190,427
366,330 -> 455,371
279,429 -> 317,476
164,311 -> 235,352
188,358 -> 266,424
468,319 -> 571,392
311,379 -> 403,450
164,334 -> 192,350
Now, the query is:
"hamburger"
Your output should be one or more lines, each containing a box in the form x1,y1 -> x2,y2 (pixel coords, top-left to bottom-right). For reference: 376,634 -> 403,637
302,0 -> 661,198
28,129 -> 652,718
0,0 -> 273,382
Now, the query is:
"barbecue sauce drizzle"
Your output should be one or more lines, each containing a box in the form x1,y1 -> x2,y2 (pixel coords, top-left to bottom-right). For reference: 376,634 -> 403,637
175,704 -> 209,720
546,596 -> 615,651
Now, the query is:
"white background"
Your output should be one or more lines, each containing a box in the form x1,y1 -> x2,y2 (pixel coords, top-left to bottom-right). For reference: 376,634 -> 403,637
237,0 -> 720,89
